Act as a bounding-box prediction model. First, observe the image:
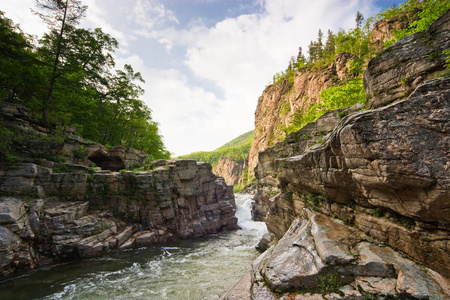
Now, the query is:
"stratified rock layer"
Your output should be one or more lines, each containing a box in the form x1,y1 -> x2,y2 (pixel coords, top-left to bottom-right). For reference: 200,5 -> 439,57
364,9 -> 450,108
222,9 -> 450,300
223,210 -> 449,299
0,159 -> 238,279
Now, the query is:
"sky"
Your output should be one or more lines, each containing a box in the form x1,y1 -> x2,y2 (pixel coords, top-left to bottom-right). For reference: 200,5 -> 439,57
1,0 -> 403,156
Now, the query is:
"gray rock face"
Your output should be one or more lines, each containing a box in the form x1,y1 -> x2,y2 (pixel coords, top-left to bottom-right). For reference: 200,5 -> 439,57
225,210 -> 449,299
0,159 -> 238,279
259,77 -> 450,281
87,146 -> 147,171
364,9 -> 450,108
250,9 -> 450,283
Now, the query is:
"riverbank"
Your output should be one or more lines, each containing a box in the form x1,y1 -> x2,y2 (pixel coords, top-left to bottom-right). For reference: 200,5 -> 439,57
0,194 -> 266,299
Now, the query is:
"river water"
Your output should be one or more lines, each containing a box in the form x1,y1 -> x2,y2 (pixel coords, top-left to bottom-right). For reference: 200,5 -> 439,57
0,194 -> 267,300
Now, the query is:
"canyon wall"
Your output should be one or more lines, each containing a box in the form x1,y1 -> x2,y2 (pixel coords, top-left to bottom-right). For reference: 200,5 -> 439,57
0,143 -> 238,279
223,9 -> 450,299
213,156 -> 244,186
247,53 -> 357,175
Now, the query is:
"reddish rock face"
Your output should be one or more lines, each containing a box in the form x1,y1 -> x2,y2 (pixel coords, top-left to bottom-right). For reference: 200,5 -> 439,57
370,12 -> 411,48
213,156 -> 243,185
247,53 -> 357,175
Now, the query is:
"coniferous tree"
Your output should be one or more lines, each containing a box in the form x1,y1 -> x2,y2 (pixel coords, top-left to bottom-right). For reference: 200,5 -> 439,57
308,41 -> 317,63
317,29 -> 324,62
296,47 -> 306,68
355,11 -> 364,28
324,29 -> 335,60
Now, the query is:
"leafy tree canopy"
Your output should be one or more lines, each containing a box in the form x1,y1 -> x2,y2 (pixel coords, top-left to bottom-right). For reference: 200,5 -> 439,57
0,1 -> 170,160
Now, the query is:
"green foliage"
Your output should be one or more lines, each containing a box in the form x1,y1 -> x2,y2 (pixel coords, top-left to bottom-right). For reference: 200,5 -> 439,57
279,102 -> 291,116
272,10 -> 374,84
370,208 -> 384,218
0,123 -> 14,154
233,183 -> 244,193
74,145 -> 87,158
382,0 -> 450,46
0,4 -> 170,160
0,11 -> 41,106
444,49 -> 450,73
217,130 -> 255,149
318,273 -> 342,296
179,130 -> 254,168
287,78 -> 365,134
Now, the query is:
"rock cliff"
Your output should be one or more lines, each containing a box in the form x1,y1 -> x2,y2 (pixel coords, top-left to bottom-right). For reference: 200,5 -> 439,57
213,156 -> 244,186
247,53 -> 357,175
223,9 -> 450,299
0,105 -> 239,279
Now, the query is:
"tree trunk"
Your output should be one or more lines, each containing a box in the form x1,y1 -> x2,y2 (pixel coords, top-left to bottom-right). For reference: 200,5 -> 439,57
41,0 -> 69,125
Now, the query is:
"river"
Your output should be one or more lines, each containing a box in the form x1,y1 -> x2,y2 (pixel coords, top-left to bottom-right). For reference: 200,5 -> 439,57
0,194 -> 266,300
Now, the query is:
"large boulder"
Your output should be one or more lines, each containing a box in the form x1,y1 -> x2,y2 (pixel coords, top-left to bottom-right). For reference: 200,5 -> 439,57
87,146 -> 147,171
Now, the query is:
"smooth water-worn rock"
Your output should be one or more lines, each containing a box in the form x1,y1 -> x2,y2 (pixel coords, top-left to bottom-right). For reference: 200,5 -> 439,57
224,210 -> 449,299
0,159 -> 238,279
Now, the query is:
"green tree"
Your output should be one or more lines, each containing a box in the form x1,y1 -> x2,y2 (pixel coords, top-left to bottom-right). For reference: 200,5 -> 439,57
324,29 -> 335,61
0,11 -> 42,107
33,0 -> 87,124
295,46 -> 306,68
394,0 -> 450,40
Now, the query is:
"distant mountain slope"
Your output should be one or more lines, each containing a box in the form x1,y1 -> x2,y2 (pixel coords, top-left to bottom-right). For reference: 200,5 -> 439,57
177,130 -> 254,166
217,130 -> 255,149
177,130 -> 254,189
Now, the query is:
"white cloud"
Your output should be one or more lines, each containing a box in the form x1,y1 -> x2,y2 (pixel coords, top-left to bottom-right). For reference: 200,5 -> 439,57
2,0 -> 385,157
130,0 -> 179,30
1,0 -> 47,37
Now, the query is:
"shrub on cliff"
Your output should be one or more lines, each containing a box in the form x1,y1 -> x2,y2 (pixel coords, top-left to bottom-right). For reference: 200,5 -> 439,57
287,78 -> 364,134
379,0 -> 450,47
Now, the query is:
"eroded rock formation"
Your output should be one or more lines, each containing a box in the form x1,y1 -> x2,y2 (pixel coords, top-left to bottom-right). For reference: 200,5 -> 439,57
247,52 -> 357,175
222,209 -> 449,299
213,156 -> 244,185
0,159 -> 238,279
0,102 -> 148,172
223,9 -> 450,299
365,9 -> 450,108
